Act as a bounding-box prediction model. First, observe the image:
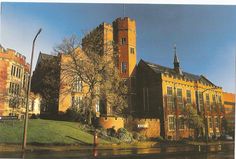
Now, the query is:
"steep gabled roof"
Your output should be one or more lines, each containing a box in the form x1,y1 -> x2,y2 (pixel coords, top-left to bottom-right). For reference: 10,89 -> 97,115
140,59 -> 217,87
35,52 -> 57,69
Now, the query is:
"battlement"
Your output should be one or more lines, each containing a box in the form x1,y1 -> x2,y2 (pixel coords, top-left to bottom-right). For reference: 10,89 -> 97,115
99,22 -> 113,29
85,22 -> 113,37
112,17 -> 136,31
114,17 -> 135,23
5,48 -> 26,61
83,17 -> 135,41
0,46 -> 28,68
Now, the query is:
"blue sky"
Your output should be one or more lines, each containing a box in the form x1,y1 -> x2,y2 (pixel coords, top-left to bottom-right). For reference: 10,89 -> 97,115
1,3 -> 236,93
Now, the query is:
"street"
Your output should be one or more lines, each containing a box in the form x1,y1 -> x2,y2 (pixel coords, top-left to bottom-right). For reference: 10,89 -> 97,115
0,143 -> 234,159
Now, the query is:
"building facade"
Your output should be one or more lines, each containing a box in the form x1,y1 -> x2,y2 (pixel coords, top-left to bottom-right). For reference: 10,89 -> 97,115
223,92 -> 235,130
82,17 -> 136,79
31,17 -> 230,140
57,48 -> 99,115
0,45 -> 30,116
57,17 -> 137,115
135,48 -> 224,139
112,17 -> 137,78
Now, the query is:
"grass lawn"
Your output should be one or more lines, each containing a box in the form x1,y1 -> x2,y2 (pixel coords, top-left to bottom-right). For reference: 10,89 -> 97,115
0,119 -> 110,145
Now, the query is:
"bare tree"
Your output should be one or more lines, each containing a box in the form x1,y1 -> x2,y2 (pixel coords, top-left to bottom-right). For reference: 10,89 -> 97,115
54,31 -> 128,125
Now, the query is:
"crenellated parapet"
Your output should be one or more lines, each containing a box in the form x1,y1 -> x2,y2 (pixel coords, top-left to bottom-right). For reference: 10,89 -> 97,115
0,46 -> 30,71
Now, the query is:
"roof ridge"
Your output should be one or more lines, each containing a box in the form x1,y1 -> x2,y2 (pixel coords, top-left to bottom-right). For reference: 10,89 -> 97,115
143,60 -> 172,70
143,59 -> 202,77
141,59 -> 202,81
140,59 -> 218,87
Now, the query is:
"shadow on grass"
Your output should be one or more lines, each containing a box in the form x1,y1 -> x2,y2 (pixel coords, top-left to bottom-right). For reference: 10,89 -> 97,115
65,136 -> 92,146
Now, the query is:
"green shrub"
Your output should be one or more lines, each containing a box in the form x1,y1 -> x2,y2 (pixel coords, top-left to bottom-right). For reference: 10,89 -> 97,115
133,132 -> 141,140
65,107 -> 86,123
98,128 -> 107,137
156,136 -> 164,141
139,135 -> 147,141
107,126 -> 116,137
133,132 -> 146,141
117,128 -> 133,142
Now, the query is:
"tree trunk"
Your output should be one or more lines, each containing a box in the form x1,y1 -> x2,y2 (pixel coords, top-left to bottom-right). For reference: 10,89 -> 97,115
88,110 -> 92,125
88,92 -> 95,125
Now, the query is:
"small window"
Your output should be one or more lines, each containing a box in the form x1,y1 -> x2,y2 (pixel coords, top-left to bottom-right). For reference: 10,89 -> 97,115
130,47 -> 135,54
167,87 -> 174,111
168,116 -> 176,131
9,82 -> 12,94
11,65 -> 14,76
206,93 -> 210,111
121,38 -> 126,45
13,66 -> 16,76
72,96 -> 82,108
215,117 -> 219,128
16,67 -> 19,78
186,90 -> 191,104
121,62 -> 127,73
13,83 -> 15,94
18,69 -> 21,78
198,92 -> 203,111
212,94 -> 216,112
15,84 -> 19,95
208,117 -> 213,128
177,88 -> 183,109
179,117 -> 185,130
218,96 -> 223,112
73,76 -> 83,92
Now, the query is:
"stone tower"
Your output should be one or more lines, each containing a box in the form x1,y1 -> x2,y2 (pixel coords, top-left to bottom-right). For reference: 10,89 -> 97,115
112,17 -> 137,78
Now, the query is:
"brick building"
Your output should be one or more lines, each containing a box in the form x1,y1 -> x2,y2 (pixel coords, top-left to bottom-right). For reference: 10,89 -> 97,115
82,17 -> 137,114
0,45 -> 30,116
32,17 -> 137,117
31,17 -> 230,140
135,47 -> 225,139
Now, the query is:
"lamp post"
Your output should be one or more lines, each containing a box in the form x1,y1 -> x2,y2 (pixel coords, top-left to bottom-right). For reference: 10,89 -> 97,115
22,28 -> 42,150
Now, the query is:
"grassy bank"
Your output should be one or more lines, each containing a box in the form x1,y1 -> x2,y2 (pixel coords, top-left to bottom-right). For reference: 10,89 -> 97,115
0,119 -> 110,145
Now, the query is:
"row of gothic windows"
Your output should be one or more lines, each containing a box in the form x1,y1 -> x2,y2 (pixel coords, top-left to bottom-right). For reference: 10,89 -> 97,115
168,115 -> 220,131
166,86 -> 223,112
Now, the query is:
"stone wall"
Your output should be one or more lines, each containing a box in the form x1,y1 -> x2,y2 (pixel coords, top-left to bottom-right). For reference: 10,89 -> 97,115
126,118 -> 160,138
98,116 -> 160,138
98,116 -> 124,131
